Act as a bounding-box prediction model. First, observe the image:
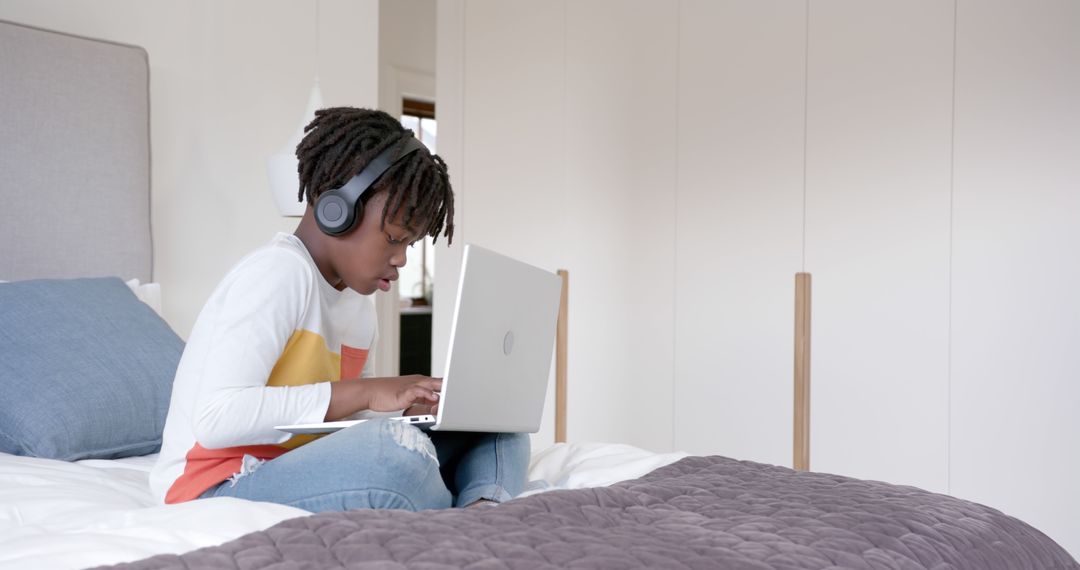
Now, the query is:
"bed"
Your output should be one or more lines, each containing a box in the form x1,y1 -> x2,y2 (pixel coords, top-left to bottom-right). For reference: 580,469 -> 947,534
1,18 -> 1076,570
0,442 -> 684,569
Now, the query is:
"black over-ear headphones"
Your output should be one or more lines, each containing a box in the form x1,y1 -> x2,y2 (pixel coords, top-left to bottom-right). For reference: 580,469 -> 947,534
314,135 -> 427,236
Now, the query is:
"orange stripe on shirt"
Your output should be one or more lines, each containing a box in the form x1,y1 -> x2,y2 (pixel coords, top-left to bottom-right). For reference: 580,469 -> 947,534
341,345 -> 368,380
164,443 -> 287,504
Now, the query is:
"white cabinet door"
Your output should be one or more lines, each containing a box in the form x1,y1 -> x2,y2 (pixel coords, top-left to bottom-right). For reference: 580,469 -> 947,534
950,0 -> 1080,557
563,0 -> 679,451
456,0 -> 681,452
455,0 -> 567,451
805,0 -> 955,493
674,0 -> 806,467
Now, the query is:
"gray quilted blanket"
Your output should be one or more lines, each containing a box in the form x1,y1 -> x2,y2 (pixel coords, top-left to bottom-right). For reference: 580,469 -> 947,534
102,456 -> 1077,569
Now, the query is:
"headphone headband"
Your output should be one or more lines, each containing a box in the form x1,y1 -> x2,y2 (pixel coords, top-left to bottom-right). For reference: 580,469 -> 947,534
333,136 -> 426,208
314,135 -> 427,236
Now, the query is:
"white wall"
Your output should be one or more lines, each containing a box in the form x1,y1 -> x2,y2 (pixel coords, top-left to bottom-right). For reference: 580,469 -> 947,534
0,0 -> 380,340
436,0 -> 677,453
675,0 -> 806,469
950,0 -> 1080,557
805,0 -> 954,494
437,0 -> 1080,557
563,0 -> 678,452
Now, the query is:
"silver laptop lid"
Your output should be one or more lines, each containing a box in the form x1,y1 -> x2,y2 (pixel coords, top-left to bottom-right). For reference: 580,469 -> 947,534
431,244 -> 562,433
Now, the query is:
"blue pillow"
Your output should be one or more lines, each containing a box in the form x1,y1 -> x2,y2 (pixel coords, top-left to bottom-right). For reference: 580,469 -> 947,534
0,277 -> 183,460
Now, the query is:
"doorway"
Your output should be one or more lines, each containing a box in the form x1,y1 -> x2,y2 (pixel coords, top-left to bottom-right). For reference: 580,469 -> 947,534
372,0 -> 437,377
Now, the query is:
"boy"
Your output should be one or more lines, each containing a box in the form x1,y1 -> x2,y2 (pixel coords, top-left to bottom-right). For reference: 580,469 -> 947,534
150,107 -> 528,512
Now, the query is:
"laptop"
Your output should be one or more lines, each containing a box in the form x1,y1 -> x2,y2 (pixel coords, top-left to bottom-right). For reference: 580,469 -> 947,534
275,244 -> 562,435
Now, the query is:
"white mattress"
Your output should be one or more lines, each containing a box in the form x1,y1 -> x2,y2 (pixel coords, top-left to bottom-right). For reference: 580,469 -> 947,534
0,443 -> 687,569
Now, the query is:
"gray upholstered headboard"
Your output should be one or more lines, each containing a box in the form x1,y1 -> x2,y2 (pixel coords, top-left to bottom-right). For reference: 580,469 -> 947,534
0,19 -> 151,282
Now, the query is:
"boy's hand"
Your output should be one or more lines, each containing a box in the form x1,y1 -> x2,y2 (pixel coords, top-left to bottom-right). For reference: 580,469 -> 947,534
366,375 -> 442,412
326,375 -> 441,421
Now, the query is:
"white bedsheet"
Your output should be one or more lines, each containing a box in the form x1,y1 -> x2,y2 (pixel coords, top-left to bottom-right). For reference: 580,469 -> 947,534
0,443 -> 687,570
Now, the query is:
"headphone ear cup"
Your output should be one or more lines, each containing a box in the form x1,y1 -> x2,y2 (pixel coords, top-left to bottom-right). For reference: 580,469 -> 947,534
314,191 -> 361,236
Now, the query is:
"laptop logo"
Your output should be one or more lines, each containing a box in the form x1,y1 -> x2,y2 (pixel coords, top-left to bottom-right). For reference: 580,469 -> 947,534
503,330 -> 515,355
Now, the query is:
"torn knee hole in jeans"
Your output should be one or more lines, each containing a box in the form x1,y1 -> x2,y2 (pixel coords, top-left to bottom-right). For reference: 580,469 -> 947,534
227,454 -> 266,486
386,421 -> 438,462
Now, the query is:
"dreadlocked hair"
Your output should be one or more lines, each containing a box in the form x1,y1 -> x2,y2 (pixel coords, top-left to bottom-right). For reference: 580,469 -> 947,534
295,106 -> 455,244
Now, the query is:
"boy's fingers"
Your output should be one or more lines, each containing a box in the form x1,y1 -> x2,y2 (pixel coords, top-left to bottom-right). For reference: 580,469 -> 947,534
408,387 -> 439,403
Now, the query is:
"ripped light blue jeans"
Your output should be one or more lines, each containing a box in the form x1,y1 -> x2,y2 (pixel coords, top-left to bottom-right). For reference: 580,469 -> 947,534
199,419 -> 530,512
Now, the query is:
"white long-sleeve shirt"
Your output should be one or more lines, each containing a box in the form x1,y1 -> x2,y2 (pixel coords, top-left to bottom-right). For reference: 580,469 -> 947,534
150,233 -> 382,504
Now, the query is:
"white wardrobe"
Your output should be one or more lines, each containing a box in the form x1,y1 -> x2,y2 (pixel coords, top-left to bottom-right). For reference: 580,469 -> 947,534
436,0 -> 1080,557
